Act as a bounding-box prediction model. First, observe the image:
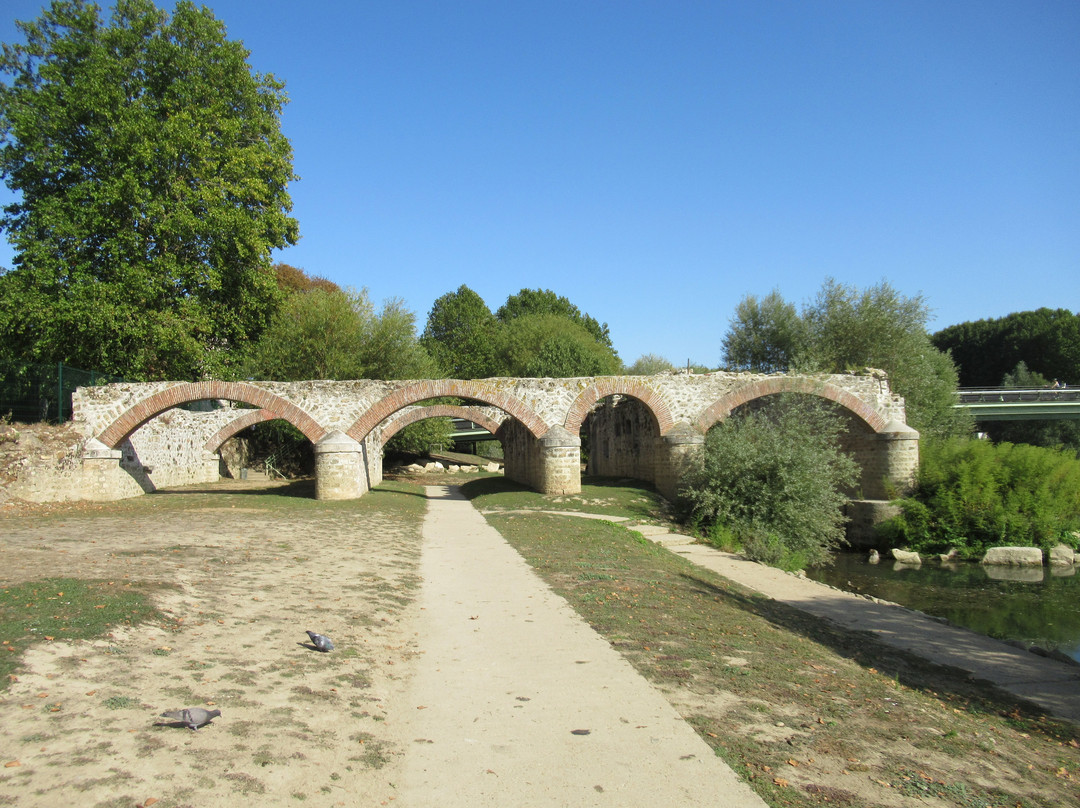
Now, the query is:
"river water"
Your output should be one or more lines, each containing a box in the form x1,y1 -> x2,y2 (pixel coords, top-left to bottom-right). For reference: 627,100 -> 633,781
806,553 -> 1080,663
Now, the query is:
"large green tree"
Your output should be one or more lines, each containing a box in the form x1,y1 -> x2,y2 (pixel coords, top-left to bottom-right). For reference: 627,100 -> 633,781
721,289 -> 806,374
496,288 -> 614,351
420,285 -> 502,379
0,0 -> 298,380
932,308 -> 1080,389
498,313 -> 621,378
721,279 -> 970,441
245,288 -> 437,382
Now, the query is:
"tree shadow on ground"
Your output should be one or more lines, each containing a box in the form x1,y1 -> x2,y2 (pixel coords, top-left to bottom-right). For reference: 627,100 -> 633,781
678,570 -> 1073,735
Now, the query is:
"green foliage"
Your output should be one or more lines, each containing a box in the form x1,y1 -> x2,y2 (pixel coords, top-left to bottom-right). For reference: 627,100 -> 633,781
499,313 -> 621,377
879,439 -> 1080,556
420,285 -> 501,378
626,354 -> 676,375
721,279 -> 970,441
422,285 -> 621,379
244,288 -> 435,382
722,289 -> 806,374
932,308 -> 1080,389
496,288 -> 614,350
678,396 -> 860,570
389,418 -> 453,455
0,0 -> 298,380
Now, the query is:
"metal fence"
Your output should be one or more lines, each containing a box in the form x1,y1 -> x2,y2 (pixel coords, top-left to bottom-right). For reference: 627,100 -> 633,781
0,362 -> 127,423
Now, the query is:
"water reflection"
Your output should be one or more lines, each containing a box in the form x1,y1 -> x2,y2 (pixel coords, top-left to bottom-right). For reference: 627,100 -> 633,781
807,553 -> 1080,663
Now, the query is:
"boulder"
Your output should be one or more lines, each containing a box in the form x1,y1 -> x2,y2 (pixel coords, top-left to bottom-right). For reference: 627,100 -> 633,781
424,461 -> 445,472
1049,543 -> 1075,567
484,462 -> 501,473
981,546 -> 1043,566
890,549 -> 921,565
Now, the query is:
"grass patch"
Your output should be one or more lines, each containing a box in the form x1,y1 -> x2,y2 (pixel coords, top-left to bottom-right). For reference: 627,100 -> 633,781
462,475 -> 671,521
0,577 -> 165,687
473,483 -> 1080,808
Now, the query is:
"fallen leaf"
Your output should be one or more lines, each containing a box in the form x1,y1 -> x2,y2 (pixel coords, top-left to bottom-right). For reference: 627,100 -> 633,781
4,761 -> 20,768
773,777 -> 789,787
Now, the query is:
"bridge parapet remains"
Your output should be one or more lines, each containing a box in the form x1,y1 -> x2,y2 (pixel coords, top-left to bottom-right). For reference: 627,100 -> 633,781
67,370 -> 915,511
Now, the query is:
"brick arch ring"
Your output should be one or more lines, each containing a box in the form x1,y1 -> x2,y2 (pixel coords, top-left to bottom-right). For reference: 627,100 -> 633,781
346,380 -> 548,442
377,405 -> 504,443
95,381 -> 328,449
204,408 -> 277,453
694,377 -> 888,434
563,377 -> 676,437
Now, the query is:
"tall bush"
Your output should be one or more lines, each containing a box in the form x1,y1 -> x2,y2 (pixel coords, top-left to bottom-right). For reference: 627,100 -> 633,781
679,396 -> 859,570
879,439 -> 1080,556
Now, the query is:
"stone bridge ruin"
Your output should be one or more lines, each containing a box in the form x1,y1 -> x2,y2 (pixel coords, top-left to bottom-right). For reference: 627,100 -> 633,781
68,370 -> 919,541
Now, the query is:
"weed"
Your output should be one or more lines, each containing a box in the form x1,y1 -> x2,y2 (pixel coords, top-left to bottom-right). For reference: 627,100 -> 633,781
102,695 -> 139,710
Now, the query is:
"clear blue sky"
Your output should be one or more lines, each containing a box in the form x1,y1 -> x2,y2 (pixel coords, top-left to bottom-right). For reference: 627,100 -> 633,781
2,1 -> 1077,367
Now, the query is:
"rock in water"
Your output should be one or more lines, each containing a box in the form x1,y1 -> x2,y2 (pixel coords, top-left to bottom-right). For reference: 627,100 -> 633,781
159,707 -> 221,731
306,631 -> 334,652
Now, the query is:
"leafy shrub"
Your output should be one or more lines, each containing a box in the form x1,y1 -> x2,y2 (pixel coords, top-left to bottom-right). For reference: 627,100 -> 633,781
678,395 -> 859,570
878,438 -> 1080,556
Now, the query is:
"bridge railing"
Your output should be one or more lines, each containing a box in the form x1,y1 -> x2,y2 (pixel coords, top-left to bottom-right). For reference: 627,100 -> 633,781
955,387 -> 1080,404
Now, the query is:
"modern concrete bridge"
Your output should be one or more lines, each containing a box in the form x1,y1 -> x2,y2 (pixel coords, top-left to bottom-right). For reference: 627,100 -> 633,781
955,387 -> 1080,421
71,371 -> 919,537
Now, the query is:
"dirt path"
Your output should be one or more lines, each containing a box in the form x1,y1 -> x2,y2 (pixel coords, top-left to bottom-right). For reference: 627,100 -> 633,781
386,486 -> 766,807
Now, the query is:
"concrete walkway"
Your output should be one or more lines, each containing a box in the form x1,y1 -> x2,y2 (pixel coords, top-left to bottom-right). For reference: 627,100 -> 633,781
638,527 -> 1080,726
392,487 -> 767,807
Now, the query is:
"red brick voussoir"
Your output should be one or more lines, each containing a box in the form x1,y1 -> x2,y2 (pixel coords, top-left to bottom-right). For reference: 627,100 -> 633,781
694,377 -> 888,434
96,381 -> 327,449
378,405 -> 504,443
346,380 -> 548,443
563,377 -> 676,437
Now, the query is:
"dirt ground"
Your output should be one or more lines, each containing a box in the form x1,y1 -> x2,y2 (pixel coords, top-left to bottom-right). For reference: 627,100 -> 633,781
0,480 -> 425,807
2,476 -> 1078,808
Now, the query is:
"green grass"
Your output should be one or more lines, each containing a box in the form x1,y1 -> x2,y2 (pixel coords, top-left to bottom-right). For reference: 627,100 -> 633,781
463,475 -> 672,521
0,577 -> 166,686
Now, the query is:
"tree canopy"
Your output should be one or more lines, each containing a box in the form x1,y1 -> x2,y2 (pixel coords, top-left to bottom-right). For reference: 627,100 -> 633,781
931,308 -> 1080,389
421,285 -> 620,379
0,0 -> 298,380
496,288 -> 614,350
245,288 -> 436,382
721,279 -> 970,441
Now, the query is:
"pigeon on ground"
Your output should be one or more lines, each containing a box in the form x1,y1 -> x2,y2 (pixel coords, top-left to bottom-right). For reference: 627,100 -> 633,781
306,631 -> 334,652
159,707 -> 221,731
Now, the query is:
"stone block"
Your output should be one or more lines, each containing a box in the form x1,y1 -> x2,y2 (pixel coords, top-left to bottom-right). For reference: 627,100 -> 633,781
1049,543 -> 1075,567
981,546 -> 1043,566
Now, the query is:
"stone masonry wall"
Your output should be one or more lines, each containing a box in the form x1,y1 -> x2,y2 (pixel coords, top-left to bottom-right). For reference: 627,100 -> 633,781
29,369 -> 912,505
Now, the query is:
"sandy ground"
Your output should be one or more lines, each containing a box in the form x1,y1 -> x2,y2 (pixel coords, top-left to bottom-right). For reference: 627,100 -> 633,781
0,487 -> 424,807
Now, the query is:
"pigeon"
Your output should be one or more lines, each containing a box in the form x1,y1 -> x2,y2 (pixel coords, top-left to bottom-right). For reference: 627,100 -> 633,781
306,631 -> 334,652
159,707 -> 221,731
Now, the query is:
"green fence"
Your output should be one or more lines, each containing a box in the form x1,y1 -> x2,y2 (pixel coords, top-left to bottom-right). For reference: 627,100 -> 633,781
0,362 -> 127,423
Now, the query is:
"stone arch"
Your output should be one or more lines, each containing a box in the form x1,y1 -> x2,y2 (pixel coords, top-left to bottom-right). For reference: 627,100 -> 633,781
347,380 -> 547,442
563,377 -> 676,437
96,381 -> 327,449
695,377 -> 888,434
378,405 -> 504,443
203,408 -> 276,453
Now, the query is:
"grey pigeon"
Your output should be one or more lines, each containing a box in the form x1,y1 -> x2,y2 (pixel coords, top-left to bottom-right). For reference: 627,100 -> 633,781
306,631 -> 334,652
159,707 -> 221,731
